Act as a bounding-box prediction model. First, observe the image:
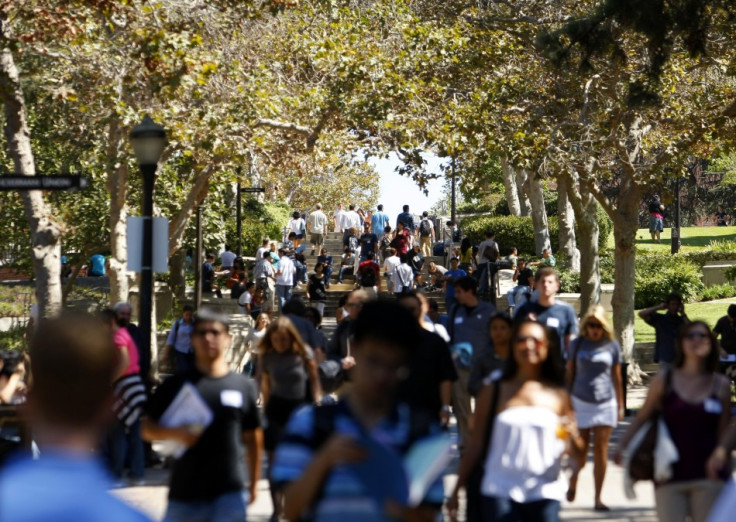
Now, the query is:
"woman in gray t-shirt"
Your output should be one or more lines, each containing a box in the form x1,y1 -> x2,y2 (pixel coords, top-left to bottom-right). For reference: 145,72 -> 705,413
566,306 -> 624,511
259,316 -> 322,518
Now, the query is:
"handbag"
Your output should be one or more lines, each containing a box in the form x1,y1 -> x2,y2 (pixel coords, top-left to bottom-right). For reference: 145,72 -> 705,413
627,369 -> 675,481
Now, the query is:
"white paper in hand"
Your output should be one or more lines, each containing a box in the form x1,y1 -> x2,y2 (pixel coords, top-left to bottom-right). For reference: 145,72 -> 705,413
158,382 -> 213,458
403,433 -> 452,506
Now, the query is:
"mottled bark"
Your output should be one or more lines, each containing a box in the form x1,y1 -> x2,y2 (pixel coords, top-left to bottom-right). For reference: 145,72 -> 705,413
501,157 -> 521,216
515,168 -> 531,216
105,119 -> 130,305
169,248 -> 187,303
0,47 -> 62,317
557,176 -> 580,272
522,170 -> 550,255
168,162 -> 219,256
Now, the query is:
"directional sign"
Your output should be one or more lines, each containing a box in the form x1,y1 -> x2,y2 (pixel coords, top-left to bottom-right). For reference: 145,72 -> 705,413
240,187 -> 265,193
0,175 -> 89,191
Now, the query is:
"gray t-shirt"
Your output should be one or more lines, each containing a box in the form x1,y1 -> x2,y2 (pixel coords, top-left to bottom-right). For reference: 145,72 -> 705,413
261,347 -> 314,401
571,337 -> 621,403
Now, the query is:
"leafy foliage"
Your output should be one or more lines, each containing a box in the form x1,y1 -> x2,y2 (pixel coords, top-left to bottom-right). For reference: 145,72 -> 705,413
700,284 -> 736,302
634,254 -> 704,308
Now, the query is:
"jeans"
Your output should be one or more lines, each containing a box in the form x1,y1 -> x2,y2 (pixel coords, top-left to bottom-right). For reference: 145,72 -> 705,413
173,351 -> 194,373
276,285 -> 293,312
482,495 -> 560,522
323,265 -> 333,286
110,418 -> 144,480
476,262 -> 497,298
294,260 -> 307,284
164,490 -> 248,522
337,266 -> 352,283
507,285 -> 532,307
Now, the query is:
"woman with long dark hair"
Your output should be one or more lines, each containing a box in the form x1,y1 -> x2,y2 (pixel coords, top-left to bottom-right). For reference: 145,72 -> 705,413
259,317 -> 322,518
614,321 -> 730,522
448,320 -> 584,521
459,237 -> 474,273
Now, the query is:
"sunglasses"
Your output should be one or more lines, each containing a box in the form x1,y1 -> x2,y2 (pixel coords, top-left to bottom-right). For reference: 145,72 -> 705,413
516,335 -> 545,345
685,331 -> 708,340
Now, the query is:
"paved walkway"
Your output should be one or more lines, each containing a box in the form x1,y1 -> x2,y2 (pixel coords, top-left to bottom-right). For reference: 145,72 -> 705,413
113,386 -> 664,521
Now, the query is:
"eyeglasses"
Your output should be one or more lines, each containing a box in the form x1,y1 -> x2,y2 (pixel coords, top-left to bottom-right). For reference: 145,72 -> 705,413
685,331 -> 708,340
516,335 -> 545,345
193,328 -> 227,338
587,323 -> 603,330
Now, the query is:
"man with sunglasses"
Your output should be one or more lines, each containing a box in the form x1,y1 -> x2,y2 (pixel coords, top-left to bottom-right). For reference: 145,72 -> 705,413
638,292 -> 690,368
142,309 -> 264,522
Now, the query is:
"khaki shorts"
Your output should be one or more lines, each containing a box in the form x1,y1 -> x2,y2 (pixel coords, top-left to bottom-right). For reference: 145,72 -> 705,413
310,233 -> 324,246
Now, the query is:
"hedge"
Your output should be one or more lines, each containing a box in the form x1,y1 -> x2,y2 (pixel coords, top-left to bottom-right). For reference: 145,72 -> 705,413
634,253 -> 704,309
461,210 -> 611,256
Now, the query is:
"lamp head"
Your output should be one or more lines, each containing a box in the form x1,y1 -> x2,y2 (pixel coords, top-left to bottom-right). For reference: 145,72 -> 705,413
130,115 -> 166,167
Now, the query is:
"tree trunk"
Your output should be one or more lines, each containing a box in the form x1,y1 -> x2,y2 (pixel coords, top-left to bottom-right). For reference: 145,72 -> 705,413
0,47 -> 62,317
501,157 -> 522,216
106,120 -> 130,306
592,172 -> 646,383
557,176 -> 580,272
168,162 -> 219,256
169,248 -> 187,303
515,168 -> 531,216
523,170 -> 550,255
563,172 -> 600,315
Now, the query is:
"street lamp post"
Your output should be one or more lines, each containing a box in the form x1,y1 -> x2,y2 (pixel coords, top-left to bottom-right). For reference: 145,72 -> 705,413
130,115 -> 166,376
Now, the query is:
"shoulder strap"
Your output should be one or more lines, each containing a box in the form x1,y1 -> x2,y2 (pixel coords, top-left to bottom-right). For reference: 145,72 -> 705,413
480,380 -> 501,462
172,318 -> 181,343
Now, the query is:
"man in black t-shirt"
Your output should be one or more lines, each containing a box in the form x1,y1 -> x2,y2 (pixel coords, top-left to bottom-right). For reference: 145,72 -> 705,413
714,304 -> 736,355
358,222 -> 379,262
142,309 -> 263,521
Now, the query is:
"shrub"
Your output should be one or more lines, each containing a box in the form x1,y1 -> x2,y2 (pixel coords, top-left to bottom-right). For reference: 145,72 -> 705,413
634,253 -> 704,308
557,268 -> 581,293
700,284 -> 736,302
460,215 -> 559,256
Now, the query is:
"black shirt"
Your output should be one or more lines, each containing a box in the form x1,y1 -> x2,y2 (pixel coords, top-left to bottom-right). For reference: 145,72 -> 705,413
714,316 -> 736,354
147,370 -> 261,501
516,267 -> 534,288
359,233 -> 379,257
398,329 -> 458,420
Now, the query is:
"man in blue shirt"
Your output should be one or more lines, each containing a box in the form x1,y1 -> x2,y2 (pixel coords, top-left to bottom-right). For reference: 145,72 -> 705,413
0,313 -> 150,522
371,204 -> 390,241
396,204 -> 415,233
358,222 -> 379,262
162,305 -> 195,373
272,300 -> 444,521
443,257 -> 467,311
514,267 -> 579,358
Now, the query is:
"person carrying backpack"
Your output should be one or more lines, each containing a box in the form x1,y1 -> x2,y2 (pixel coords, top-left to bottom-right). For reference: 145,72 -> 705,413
418,211 -> 435,257
476,230 -> 500,300
357,253 -> 381,293
271,300 -> 445,522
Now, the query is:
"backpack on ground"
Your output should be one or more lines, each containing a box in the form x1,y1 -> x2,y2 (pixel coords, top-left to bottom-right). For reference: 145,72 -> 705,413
482,241 -> 499,262
419,219 -> 432,237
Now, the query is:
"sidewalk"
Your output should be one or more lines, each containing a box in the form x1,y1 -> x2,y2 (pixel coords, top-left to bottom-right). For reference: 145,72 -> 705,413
113,385 -> 660,521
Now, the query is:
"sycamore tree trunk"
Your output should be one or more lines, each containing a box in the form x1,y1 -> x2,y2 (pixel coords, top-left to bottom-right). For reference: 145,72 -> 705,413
515,168 -> 531,216
557,176 -> 580,272
0,47 -> 62,317
592,170 -> 645,383
501,157 -> 522,216
168,162 -> 219,257
523,170 -> 550,255
106,119 -> 131,306
566,173 -> 600,315
169,248 -> 187,303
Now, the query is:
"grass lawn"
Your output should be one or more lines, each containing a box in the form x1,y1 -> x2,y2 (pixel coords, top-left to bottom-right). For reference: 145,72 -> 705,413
632,298 -> 736,344
606,225 -> 736,253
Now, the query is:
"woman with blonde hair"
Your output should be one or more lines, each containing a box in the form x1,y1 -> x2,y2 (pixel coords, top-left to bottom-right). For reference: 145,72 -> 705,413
566,306 -> 623,510
259,316 -> 322,517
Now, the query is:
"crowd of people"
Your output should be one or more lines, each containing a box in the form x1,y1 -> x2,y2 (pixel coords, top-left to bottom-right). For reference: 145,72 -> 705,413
4,202 -> 736,522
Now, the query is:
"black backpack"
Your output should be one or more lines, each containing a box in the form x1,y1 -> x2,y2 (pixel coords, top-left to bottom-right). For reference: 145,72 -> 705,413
360,265 -> 377,287
419,219 -> 432,237
482,241 -> 499,262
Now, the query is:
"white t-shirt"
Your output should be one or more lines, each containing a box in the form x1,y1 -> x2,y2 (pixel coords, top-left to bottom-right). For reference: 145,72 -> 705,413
238,291 -> 253,315
393,263 -> 414,293
255,246 -> 267,262
342,210 -> 361,232
307,210 -> 328,235
289,218 -> 305,235
276,256 -> 296,286
383,256 -> 400,276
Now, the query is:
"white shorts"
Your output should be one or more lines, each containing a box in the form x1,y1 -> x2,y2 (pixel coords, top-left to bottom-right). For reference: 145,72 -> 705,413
572,395 -> 617,429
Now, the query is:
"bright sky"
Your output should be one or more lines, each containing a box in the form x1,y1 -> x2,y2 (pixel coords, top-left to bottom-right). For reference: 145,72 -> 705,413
369,152 -> 448,217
